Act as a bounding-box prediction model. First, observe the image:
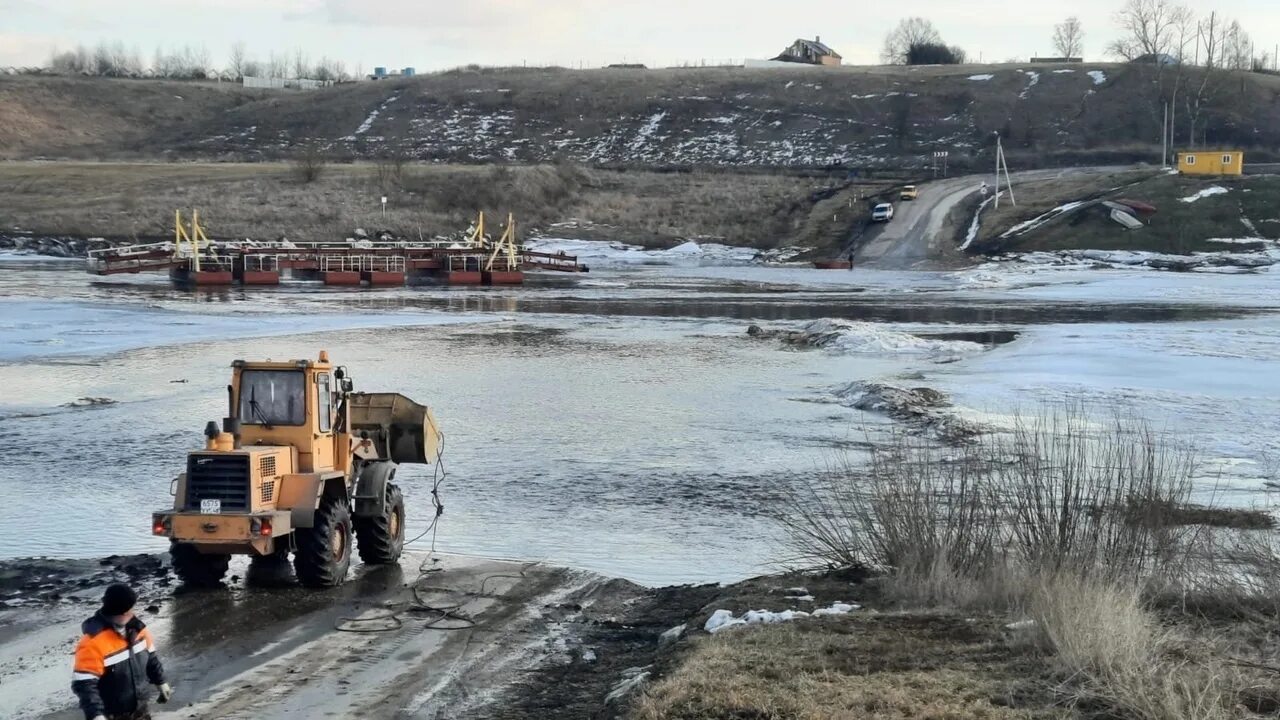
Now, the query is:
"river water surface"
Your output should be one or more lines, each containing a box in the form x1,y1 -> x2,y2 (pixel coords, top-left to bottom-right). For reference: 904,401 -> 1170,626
2,252 -> 1278,584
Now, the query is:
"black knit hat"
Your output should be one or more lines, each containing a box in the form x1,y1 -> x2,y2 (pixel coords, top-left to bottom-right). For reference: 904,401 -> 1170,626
101,583 -> 137,616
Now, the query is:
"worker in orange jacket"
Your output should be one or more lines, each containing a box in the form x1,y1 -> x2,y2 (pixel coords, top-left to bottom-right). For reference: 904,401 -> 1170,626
71,584 -> 173,720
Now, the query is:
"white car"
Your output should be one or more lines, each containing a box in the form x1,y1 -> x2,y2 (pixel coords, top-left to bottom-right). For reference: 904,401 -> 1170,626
871,203 -> 895,222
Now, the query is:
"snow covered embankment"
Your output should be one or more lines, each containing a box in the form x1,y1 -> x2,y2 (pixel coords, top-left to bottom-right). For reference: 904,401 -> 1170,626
986,247 -> 1280,273
525,237 -> 805,267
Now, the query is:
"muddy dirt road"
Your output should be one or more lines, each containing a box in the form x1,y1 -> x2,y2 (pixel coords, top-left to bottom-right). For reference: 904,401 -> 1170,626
852,167 -> 1130,268
3,553 -> 654,720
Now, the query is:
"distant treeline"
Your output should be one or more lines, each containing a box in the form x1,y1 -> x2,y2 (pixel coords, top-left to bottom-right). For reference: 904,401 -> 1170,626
43,41 -> 357,82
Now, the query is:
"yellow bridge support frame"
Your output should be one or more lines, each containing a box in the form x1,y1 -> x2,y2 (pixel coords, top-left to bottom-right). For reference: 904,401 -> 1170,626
485,213 -> 519,272
174,209 -> 212,271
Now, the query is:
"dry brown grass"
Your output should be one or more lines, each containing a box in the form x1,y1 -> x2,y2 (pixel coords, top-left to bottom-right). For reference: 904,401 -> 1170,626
632,614 -> 1068,720
0,161 -> 865,250
0,161 -> 864,250
1028,574 -> 1248,720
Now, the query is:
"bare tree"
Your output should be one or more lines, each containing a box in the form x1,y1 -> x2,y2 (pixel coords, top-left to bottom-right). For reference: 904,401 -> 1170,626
292,49 -> 310,80
266,51 -> 288,79
1183,11 -> 1236,148
1053,17 -> 1085,58
228,41 -> 247,80
1222,20 -> 1252,70
881,18 -> 942,65
1108,0 -> 1192,60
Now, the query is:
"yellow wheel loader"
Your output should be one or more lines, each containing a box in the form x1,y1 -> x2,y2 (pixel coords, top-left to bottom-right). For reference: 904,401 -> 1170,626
152,351 -> 442,588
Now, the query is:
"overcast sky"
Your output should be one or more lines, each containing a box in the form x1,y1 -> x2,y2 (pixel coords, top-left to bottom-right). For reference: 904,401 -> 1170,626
2,0 -> 1278,71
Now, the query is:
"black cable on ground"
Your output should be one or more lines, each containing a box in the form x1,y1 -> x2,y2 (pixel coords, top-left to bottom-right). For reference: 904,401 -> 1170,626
335,435 -> 545,634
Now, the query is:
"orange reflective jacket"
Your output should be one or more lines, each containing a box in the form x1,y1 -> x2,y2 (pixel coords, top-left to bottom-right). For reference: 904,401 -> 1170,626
71,613 -> 166,719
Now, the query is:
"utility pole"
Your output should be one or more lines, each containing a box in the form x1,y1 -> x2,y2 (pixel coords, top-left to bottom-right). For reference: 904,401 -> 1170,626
1162,102 -> 1168,167
993,134 -> 1015,209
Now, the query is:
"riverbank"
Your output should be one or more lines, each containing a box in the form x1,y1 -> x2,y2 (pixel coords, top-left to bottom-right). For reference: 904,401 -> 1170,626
0,161 -> 896,256
0,551 -> 1088,719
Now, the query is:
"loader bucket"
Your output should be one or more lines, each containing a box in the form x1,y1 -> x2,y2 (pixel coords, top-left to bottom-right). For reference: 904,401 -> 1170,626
346,393 -> 441,464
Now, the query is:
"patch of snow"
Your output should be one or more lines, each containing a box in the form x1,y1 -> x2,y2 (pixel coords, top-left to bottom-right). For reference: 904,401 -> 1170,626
344,92 -> 401,140
813,602 -> 860,617
1179,186 -> 1230,203
1019,71 -> 1041,99
785,594 -> 816,602
1053,69 -> 1076,74
1000,201 -> 1087,238
1087,70 -> 1107,85
1005,619 -> 1037,631
968,74 -> 995,81
605,669 -> 650,704
1205,237 -> 1271,245
632,111 -> 667,150
658,624 -> 686,645
707,604 -> 859,634
961,193 -> 999,251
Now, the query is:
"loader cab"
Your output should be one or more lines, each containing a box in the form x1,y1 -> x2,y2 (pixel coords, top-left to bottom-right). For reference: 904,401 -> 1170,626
231,351 -> 345,473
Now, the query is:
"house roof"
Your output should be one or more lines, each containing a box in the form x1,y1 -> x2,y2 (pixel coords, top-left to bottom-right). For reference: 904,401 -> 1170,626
795,38 -> 841,58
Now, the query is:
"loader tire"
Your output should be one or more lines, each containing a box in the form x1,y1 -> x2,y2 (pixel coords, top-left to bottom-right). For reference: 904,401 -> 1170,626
170,542 -> 230,587
355,483 -> 405,565
293,494 -> 353,588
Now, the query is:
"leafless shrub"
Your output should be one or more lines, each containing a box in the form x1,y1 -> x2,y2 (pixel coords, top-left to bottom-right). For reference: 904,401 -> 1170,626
992,405 -> 1199,581
373,151 -> 407,190
781,404 -> 1199,605
292,145 -> 328,184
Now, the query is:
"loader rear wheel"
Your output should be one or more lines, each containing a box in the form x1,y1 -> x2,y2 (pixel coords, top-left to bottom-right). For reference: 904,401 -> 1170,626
293,494 -> 352,588
170,542 -> 230,587
355,483 -> 405,565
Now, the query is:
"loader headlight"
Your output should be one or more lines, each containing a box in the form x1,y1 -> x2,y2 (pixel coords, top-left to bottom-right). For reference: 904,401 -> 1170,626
250,517 -> 273,537
152,514 -> 172,536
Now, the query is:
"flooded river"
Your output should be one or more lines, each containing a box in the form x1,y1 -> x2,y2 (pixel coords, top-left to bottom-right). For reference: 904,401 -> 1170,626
2,252 -> 1278,584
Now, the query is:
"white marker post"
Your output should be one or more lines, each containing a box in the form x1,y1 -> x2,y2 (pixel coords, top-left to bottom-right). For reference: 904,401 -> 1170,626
381,196 -> 387,221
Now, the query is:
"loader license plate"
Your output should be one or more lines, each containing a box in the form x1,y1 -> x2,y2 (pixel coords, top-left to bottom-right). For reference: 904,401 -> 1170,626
201,499 -> 221,514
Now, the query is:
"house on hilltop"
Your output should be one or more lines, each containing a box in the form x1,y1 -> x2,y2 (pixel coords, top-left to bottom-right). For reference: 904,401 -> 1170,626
773,37 -> 842,66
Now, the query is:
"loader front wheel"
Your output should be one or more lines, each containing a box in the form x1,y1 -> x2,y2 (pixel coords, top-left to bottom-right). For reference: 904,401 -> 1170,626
293,494 -> 353,588
170,542 -> 230,587
355,483 -> 405,565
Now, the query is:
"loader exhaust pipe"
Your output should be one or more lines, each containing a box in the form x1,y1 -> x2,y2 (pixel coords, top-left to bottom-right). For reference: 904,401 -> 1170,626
224,384 -> 241,449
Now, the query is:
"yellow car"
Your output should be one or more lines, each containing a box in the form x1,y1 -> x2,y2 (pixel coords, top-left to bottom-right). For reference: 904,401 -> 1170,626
900,185 -> 919,201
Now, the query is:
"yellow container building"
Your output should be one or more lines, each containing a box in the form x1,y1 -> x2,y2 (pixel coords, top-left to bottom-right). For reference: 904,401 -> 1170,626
1177,150 -> 1244,176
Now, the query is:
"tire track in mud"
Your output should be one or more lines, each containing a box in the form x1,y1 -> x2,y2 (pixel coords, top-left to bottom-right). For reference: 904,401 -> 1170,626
150,559 -> 603,720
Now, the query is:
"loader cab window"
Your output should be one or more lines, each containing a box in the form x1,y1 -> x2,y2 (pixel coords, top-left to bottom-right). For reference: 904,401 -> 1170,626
238,370 -> 305,426
317,373 -> 332,433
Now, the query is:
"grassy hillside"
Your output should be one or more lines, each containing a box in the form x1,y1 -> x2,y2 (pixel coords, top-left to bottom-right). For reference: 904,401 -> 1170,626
971,172 -> 1280,254
4,63 -> 1280,168
0,161 -> 894,251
